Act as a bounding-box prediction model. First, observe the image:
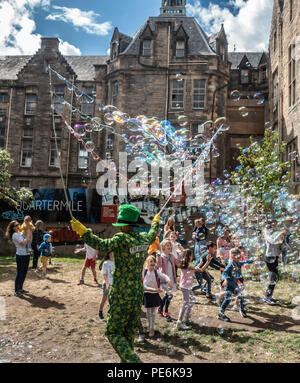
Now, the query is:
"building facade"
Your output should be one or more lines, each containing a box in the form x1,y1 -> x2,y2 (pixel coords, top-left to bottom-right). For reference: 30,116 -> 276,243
269,0 -> 300,191
0,0 -> 268,191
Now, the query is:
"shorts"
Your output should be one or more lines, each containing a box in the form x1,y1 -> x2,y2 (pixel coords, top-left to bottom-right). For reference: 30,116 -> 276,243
41,256 -> 49,268
102,282 -> 109,295
84,257 -> 96,269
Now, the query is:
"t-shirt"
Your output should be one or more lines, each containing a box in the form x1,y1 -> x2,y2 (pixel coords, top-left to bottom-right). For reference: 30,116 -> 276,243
20,222 -> 35,235
85,244 -> 97,260
12,233 -> 28,256
101,260 -> 114,285
143,269 -> 170,294
180,266 -> 195,289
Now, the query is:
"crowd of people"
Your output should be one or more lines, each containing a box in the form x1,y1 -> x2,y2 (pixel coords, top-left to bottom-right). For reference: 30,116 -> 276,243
4,206 -> 290,363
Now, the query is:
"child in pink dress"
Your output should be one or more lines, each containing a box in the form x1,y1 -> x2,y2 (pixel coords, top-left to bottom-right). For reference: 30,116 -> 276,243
176,249 -> 209,329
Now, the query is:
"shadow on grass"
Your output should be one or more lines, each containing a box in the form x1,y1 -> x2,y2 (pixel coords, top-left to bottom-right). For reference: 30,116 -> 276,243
242,310 -> 300,333
18,293 -> 65,310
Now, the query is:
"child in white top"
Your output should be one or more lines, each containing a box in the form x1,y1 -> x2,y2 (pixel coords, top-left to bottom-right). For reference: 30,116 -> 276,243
75,229 -> 99,285
98,251 -> 115,321
143,255 -> 171,337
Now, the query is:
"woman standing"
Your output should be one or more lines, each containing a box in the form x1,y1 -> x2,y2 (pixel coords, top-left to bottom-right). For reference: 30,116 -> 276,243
192,218 -> 208,262
163,216 -> 177,239
31,220 -> 44,270
5,220 -> 31,297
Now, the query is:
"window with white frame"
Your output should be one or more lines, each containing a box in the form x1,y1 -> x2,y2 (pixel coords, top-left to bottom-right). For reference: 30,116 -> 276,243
171,79 -> 184,109
241,69 -> 250,84
143,40 -> 151,57
25,94 -> 37,115
23,128 -> 33,137
54,87 -> 64,115
193,80 -> 206,109
21,140 -> 33,167
176,41 -> 185,58
49,140 -> 61,167
289,44 -> 296,107
273,70 -> 278,107
0,93 -> 8,115
78,142 -> 88,169
81,87 -> 94,116
19,180 -> 30,188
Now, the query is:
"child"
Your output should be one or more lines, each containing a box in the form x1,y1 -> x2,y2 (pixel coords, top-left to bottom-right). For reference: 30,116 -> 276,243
76,232 -> 99,285
230,245 -> 247,311
157,239 -> 178,322
218,248 -> 257,322
20,216 -> 34,253
143,255 -> 171,336
192,241 -> 224,300
98,251 -> 114,321
176,249 -> 205,329
36,234 -> 52,278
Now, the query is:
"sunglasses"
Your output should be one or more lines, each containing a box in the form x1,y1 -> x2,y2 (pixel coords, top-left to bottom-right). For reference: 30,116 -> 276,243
14,224 -> 20,227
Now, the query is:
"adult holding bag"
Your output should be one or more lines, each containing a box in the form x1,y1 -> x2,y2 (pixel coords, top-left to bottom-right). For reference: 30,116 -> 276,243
5,220 -> 31,297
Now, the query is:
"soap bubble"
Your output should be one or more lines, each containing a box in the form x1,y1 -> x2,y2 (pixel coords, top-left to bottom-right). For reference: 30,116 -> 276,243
253,92 -> 265,105
239,107 -> 249,117
176,73 -> 184,82
73,124 -> 86,137
230,90 -> 241,102
85,141 -> 95,152
178,115 -> 188,127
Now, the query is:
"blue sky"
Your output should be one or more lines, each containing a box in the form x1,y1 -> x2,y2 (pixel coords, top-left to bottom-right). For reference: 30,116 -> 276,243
0,0 -> 273,56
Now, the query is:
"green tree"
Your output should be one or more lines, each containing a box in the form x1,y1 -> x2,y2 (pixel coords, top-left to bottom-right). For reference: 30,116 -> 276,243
231,127 -> 291,215
0,149 -> 33,208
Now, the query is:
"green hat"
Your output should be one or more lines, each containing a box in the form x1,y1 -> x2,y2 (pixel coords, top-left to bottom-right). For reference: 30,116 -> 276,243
112,204 -> 141,227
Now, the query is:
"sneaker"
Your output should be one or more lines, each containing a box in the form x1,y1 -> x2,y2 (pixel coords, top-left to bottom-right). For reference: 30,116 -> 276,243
137,334 -> 145,343
35,269 -> 41,274
218,312 -> 231,322
21,289 -> 29,294
98,311 -> 105,321
163,311 -> 171,318
239,309 -> 248,318
270,297 -> 279,304
157,307 -> 163,315
261,297 -> 276,305
93,279 -> 98,285
184,317 -> 193,325
14,291 -> 22,297
176,320 -> 189,330
232,305 -> 239,311
206,294 -> 213,300
77,279 -> 84,285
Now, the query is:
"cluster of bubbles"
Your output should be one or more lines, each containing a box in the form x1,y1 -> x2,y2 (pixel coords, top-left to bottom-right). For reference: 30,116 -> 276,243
230,90 -> 265,118
50,67 -> 230,189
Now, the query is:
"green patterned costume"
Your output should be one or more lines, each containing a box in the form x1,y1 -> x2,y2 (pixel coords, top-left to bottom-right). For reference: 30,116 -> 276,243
81,221 -> 159,363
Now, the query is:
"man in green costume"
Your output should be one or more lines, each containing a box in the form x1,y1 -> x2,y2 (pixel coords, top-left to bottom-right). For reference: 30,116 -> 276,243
71,204 -> 160,363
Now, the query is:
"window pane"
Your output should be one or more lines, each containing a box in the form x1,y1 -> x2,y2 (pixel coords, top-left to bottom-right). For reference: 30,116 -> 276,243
23,128 -> 33,137
0,138 -> 4,148
193,80 -> 206,109
172,80 -> 184,108
25,94 -> 37,114
0,94 -> 8,102
21,151 -> 32,167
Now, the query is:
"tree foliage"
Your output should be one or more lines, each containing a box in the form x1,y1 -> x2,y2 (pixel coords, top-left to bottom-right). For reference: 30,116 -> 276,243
231,127 -> 291,214
0,149 -> 33,208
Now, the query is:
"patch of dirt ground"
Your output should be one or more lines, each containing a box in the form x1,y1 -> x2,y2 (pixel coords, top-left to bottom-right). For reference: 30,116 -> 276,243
0,257 -> 300,363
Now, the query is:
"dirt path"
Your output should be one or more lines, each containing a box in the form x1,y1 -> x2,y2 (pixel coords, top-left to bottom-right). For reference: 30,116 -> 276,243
1,259 -> 300,363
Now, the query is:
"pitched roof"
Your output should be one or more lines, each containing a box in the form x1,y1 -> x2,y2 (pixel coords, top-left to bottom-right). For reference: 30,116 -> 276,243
0,55 -> 109,82
121,16 -> 216,56
228,52 -> 267,69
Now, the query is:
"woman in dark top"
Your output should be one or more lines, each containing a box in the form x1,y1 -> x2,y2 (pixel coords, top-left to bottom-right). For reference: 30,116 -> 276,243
5,220 -> 31,297
192,218 -> 208,260
31,220 -> 44,269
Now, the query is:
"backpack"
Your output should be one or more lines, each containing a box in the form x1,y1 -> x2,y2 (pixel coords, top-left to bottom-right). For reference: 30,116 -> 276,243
143,269 -> 160,288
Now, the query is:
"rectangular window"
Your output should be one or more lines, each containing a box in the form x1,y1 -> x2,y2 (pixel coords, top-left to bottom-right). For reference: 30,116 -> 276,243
54,87 -> 64,115
21,140 -> 33,167
287,139 -> 297,181
25,86 -> 38,94
23,128 -> 33,137
273,71 -> 278,107
0,93 -> 8,102
107,135 -> 114,150
241,69 -> 249,84
289,45 -> 296,107
143,40 -> 151,56
0,138 -> 4,148
78,142 -> 88,169
171,79 -> 184,109
176,41 -> 185,58
25,94 -> 37,115
49,141 -> 61,167
19,180 -> 30,188
261,66 -> 267,83
81,88 -> 94,116
112,81 -> 118,106
0,93 -> 8,116
193,80 -> 206,109
51,128 -> 62,139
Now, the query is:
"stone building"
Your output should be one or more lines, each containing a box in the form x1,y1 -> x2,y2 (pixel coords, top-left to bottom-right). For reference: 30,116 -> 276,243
0,0 -> 268,191
269,0 -> 300,191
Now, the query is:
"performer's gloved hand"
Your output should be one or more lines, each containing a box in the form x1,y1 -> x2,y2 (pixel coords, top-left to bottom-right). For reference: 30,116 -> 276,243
70,218 -> 88,237
152,213 -> 160,224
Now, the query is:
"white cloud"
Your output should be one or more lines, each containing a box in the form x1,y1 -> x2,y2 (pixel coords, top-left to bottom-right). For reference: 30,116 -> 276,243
59,39 -> 81,55
46,6 -> 112,36
187,0 -> 273,51
0,0 -> 81,55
